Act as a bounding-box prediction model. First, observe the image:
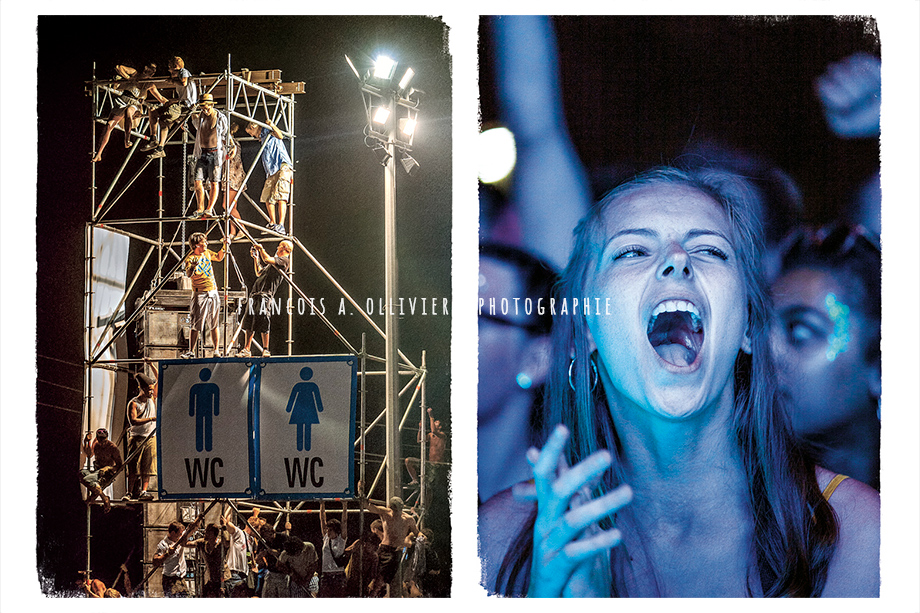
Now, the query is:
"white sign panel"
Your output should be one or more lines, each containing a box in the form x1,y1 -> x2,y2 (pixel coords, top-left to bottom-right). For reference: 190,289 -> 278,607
157,361 -> 254,498
156,356 -> 356,500
257,357 -> 356,498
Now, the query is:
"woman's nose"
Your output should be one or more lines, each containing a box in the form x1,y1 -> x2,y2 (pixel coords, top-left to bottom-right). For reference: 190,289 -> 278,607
656,243 -> 692,280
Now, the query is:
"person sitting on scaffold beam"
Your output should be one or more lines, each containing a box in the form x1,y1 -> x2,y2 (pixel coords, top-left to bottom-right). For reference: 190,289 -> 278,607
92,62 -> 167,163
79,428 -> 122,514
142,56 -> 198,160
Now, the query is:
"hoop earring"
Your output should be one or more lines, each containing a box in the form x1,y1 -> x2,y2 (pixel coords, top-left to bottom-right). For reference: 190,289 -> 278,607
568,355 -> 598,392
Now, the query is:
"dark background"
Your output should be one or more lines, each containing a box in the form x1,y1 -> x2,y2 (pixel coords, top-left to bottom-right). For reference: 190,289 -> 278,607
479,15 -> 881,227
36,15 -> 452,595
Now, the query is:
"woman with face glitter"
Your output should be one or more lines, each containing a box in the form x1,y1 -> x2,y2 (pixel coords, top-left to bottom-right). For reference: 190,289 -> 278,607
770,223 -> 881,491
479,167 -> 880,598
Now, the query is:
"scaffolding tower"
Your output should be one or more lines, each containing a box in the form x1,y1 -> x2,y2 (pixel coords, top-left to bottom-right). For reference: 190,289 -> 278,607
81,58 -> 441,596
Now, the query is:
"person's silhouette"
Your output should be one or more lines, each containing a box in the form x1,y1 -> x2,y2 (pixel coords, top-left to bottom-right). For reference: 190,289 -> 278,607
285,367 -> 324,451
189,368 -> 220,452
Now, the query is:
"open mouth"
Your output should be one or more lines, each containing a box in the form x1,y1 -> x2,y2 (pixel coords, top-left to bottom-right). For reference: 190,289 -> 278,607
646,300 -> 704,367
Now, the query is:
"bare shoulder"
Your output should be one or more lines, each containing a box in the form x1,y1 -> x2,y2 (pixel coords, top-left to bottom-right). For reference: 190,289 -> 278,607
478,485 -> 534,595
816,467 -> 880,597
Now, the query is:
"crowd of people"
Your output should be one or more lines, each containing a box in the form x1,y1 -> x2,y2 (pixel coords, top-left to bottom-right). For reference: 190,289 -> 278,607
77,495 -> 443,598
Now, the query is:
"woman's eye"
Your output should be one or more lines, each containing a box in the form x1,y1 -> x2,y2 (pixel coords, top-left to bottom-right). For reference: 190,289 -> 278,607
786,320 -> 820,346
613,245 -> 646,260
694,246 -> 729,260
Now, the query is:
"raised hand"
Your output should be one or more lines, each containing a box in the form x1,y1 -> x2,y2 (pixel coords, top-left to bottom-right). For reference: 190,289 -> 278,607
815,52 -> 881,139
515,424 -> 632,597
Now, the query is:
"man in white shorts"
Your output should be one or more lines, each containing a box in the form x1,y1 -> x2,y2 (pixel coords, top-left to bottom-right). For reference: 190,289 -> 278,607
181,232 -> 227,358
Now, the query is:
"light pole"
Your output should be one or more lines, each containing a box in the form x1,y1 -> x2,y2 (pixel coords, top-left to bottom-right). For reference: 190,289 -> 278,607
347,54 -> 420,501
382,92 -> 401,501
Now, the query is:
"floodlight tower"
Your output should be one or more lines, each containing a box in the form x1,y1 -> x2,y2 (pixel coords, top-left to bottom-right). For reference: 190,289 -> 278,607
347,53 -> 421,500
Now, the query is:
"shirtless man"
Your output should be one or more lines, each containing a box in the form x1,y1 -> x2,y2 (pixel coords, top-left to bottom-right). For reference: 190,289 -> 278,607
189,93 -> 228,217
358,482 -> 419,597
405,407 -> 447,487
79,428 -> 123,513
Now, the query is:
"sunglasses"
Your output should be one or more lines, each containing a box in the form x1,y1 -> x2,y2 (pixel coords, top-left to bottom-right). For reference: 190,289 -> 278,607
780,222 -> 880,259
478,311 -> 549,335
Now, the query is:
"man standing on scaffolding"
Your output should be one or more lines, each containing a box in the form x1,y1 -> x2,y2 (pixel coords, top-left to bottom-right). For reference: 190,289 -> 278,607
238,240 -> 292,358
189,93 -> 229,218
318,500 -> 348,597
245,118 -> 292,235
181,232 -> 227,359
153,519 -> 202,597
123,372 -> 158,501
143,56 -> 198,160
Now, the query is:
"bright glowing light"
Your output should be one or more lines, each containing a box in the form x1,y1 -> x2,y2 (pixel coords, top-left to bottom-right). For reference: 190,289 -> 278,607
398,67 -> 415,90
373,106 -> 390,124
374,56 -> 397,80
399,117 -> 417,136
516,373 -> 533,390
478,127 -> 517,184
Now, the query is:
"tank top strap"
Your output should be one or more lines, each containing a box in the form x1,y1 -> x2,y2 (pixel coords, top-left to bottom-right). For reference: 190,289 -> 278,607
821,474 -> 850,502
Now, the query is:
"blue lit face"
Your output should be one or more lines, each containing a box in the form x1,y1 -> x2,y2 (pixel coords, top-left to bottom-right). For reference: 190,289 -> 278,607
770,267 -> 877,436
584,185 -> 751,421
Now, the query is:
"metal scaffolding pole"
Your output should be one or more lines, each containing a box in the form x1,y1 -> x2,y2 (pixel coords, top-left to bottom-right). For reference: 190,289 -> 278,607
383,119 -> 401,501
419,350 -> 428,520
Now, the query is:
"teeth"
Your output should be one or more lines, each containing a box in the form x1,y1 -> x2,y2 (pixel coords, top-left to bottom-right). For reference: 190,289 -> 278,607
647,300 -> 702,332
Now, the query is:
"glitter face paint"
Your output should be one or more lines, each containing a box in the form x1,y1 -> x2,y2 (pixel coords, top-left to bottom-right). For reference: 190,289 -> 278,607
824,293 -> 850,362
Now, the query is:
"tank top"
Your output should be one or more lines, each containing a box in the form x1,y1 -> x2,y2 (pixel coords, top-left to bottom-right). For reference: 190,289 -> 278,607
128,394 -> 156,438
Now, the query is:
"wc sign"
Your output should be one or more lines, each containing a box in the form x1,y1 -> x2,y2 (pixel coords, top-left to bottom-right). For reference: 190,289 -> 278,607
156,355 -> 356,499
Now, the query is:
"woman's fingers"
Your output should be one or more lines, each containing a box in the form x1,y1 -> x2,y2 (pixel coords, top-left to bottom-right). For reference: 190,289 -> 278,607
543,483 -> 631,552
530,425 -> 573,520
511,481 -> 537,501
563,527 -> 624,563
532,527 -> 623,597
525,425 -> 634,597
552,450 -> 612,502
529,425 -> 569,479
536,450 -> 612,546
567,484 -> 633,532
